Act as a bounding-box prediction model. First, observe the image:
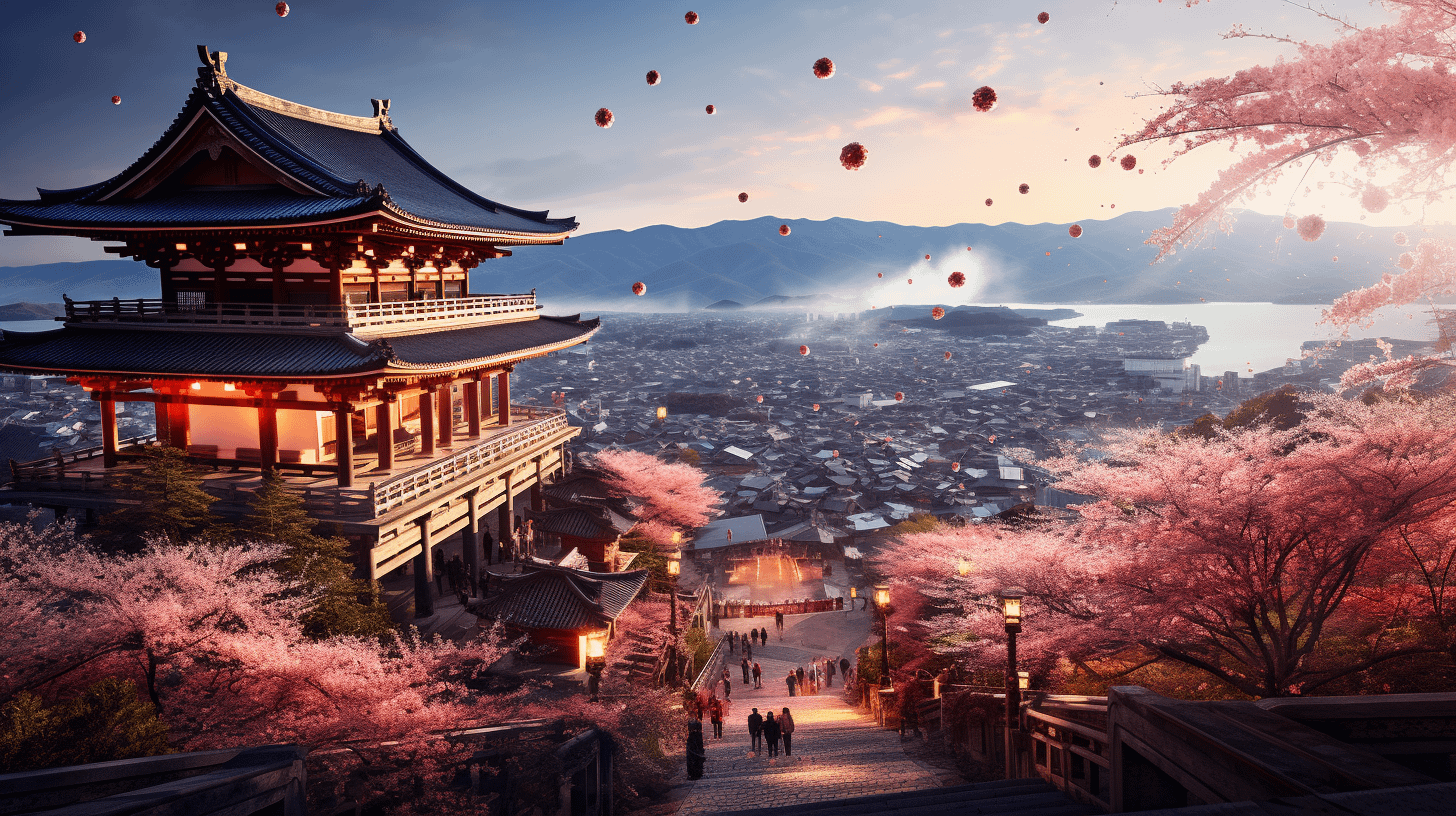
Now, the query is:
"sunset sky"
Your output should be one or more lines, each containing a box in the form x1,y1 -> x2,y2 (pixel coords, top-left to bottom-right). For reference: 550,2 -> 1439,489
0,0 -> 1421,267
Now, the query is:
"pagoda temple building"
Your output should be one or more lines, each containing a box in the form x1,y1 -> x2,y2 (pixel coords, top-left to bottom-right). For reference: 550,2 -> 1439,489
0,47 -> 598,616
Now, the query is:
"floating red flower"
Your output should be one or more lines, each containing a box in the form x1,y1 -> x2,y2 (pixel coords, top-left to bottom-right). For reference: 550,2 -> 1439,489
685,11 -> 698,24
111,95 -> 121,105
931,307 -> 945,320
1037,11 -> 1050,23
924,254 -> 931,260
738,192 -> 748,203
873,343 -> 878,347
779,224 -> 791,236
948,271 -> 966,287
951,461 -> 961,472
594,107 -> 614,128
647,70 -> 661,86
839,141 -> 868,170
1088,155 -> 1101,168
705,104 -> 716,114
1297,214 -> 1326,242
907,279 -> 913,285
945,351 -> 952,360
894,392 -> 904,401
756,395 -> 763,403
1069,224 -> 1083,238
832,450 -> 839,458
1018,183 -> 1030,194
1394,231 -> 1409,246
972,86 -> 997,112
631,281 -> 646,296
73,31 -> 85,43
1120,154 -> 1137,171
812,403 -> 820,411
276,2 -> 289,17
813,57 -> 835,79
1361,187 -> 1390,213
1283,215 -> 1296,229
799,345 -> 810,356
877,272 -> 883,278
985,198 -> 993,206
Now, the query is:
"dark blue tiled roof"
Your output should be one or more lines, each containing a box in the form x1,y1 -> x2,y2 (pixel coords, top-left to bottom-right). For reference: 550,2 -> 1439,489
477,566 -> 647,631
0,190 -> 370,228
384,314 -> 599,369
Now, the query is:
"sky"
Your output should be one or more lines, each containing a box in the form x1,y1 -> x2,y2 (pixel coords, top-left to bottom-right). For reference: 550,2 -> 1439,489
0,0 -> 1421,268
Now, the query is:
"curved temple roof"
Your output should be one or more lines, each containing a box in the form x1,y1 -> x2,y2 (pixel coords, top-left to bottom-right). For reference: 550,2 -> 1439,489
0,47 -> 577,242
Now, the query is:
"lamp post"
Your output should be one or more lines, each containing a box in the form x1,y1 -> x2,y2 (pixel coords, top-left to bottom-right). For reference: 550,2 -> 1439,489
655,405 -> 667,426
666,551 -> 681,686
585,630 -> 607,702
999,586 -> 1026,779
849,585 -> 856,615
874,583 -> 893,689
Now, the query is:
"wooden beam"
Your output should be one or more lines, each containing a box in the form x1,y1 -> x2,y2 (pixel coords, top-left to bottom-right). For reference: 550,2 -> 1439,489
99,394 -> 118,468
464,380 -> 480,438
335,407 -> 354,488
90,391 -> 345,411
496,371 -> 511,428
419,388 -> 436,457
258,398 -> 279,472
437,380 -> 452,450
375,400 -> 394,471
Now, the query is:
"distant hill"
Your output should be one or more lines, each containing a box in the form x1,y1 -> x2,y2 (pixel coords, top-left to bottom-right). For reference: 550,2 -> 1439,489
0,210 -> 1432,311
0,302 -> 63,320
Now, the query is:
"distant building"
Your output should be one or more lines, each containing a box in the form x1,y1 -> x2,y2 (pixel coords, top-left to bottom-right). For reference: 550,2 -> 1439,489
1125,358 -> 1201,392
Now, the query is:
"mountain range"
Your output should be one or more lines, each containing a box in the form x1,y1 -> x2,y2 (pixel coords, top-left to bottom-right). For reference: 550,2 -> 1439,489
0,210 -> 1435,313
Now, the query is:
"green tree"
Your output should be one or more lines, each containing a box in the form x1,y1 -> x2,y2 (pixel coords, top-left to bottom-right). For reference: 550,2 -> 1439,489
98,446 -> 221,547
0,678 -> 170,773
241,470 -> 394,641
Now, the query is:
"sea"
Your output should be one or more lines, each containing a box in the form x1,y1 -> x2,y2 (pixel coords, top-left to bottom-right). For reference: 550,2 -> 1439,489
2,302 -> 1438,378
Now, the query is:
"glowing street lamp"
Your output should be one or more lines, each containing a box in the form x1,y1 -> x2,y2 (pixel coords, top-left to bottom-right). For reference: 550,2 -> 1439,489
666,552 -> 681,685
874,583 -> 893,689
957,558 -> 972,577
998,586 -> 1026,778
585,630 -> 607,702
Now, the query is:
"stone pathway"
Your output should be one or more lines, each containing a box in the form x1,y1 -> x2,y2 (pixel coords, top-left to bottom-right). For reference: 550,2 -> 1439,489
673,610 -> 943,815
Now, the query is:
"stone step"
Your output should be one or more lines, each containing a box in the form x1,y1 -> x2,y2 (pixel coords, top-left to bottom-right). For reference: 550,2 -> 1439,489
711,779 -> 1099,816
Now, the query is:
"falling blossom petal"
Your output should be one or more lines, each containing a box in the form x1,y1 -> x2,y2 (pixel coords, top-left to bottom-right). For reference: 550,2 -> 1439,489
972,86 -> 997,112
839,141 -> 868,170
1120,154 -> 1137,171
948,271 -> 966,288
931,307 -> 945,320
276,2 -> 289,17
594,107 -> 614,128
685,10 -> 698,24
907,278 -> 913,285
813,57 -> 835,79
647,70 -> 661,86
1037,11 -> 1050,23
738,192 -> 748,203
1069,224 -> 1083,238
1019,183 -> 1030,194
1297,214 -> 1326,242
1088,155 -> 1102,168
779,224 -> 791,236
631,281 -> 646,296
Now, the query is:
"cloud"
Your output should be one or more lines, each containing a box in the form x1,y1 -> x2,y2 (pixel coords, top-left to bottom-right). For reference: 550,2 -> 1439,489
854,107 -> 916,129
786,124 -> 844,143
859,79 -> 884,93
915,81 -> 946,91
886,67 -> 919,81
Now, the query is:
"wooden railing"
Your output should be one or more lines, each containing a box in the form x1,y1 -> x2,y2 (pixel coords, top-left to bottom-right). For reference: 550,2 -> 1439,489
364,406 -> 569,518
7,434 -> 156,488
61,292 -> 539,334
1023,694 -> 1111,812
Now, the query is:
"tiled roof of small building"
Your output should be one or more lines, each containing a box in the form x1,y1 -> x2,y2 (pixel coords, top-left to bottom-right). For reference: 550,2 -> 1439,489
527,502 -> 635,540
476,566 -> 647,631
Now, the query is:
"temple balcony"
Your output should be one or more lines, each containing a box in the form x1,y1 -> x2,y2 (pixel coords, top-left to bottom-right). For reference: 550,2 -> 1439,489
4,404 -> 574,525
59,292 -> 541,337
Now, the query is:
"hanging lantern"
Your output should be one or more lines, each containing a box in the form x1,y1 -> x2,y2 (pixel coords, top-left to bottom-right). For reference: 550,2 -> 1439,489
972,85 -> 997,112
594,107 -> 614,128
873,343 -> 879,347
907,278 -> 913,285
813,57 -> 835,78
632,281 -> 646,296
647,70 -> 661,86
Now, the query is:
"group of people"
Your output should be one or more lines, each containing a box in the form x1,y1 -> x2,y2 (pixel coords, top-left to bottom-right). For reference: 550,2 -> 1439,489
727,627 -> 772,654
740,656 -> 763,688
746,706 -> 795,757
784,657 -> 848,697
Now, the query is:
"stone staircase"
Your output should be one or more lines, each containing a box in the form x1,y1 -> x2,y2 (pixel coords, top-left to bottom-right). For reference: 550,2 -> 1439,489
711,778 -> 1099,816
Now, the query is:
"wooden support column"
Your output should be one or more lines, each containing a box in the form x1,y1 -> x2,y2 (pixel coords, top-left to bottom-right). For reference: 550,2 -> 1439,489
167,397 -> 190,449
531,458 -> 543,511
99,393 -> 118,468
420,388 -> 436,457
258,396 -> 279,473
465,377 -> 481,438
497,474 -> 514,561
414,516 -> 435,617
335,406 -> 354,487
496,371 -> 511,428
464,489 -> 481,597
375,400 -> 394,471
437,380 -> 453,449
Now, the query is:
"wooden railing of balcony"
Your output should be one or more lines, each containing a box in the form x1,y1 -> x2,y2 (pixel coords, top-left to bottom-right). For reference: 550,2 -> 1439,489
60,292 -> 539,334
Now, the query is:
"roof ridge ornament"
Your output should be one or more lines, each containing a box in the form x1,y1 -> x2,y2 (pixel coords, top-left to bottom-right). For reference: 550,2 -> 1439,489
371,98 -> 393,130
196,45 -> 235,93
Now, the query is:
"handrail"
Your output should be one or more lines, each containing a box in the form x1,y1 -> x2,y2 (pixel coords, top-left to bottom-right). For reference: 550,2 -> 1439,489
689,635 -> 730,694
61,293 -> 539,333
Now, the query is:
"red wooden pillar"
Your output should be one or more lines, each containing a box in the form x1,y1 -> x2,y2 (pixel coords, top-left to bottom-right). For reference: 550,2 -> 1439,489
465,378 -> 481,438
420,388 -> 436,457
437,380 -> 453,449
375,400 -> 394,471
99,393 -> 118,468
496,371 -> 511,428
258,396 -> 279,472
335,406 -> 354,487
167,397 -> 191,449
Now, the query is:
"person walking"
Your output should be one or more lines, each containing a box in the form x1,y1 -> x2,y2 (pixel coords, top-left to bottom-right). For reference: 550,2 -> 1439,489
780,707 -> 795,756
745,639 -> 752,662
751,628 -> 759,647
747,707 -> 764,753
729,630 -> 737,653
481,528 -> 494,566
840,656 -> 851,684
686,720 -> 705,779
723,674 -> 732,700
741,656 -> 751,685
752,662 -> 762,689
826,657 -> 836,688
796,666 -> 806,691
775,610 -> 784,635
708,694 -> 724,739
785,671 -> 797,697
759,626 -> 769,646
763,711 -> 781,757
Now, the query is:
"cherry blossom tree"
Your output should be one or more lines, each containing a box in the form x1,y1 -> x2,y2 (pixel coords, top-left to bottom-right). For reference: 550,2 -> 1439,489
590,449 -> 721,547
1122,1 -> 1456,387
880,394 -> 1456,697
